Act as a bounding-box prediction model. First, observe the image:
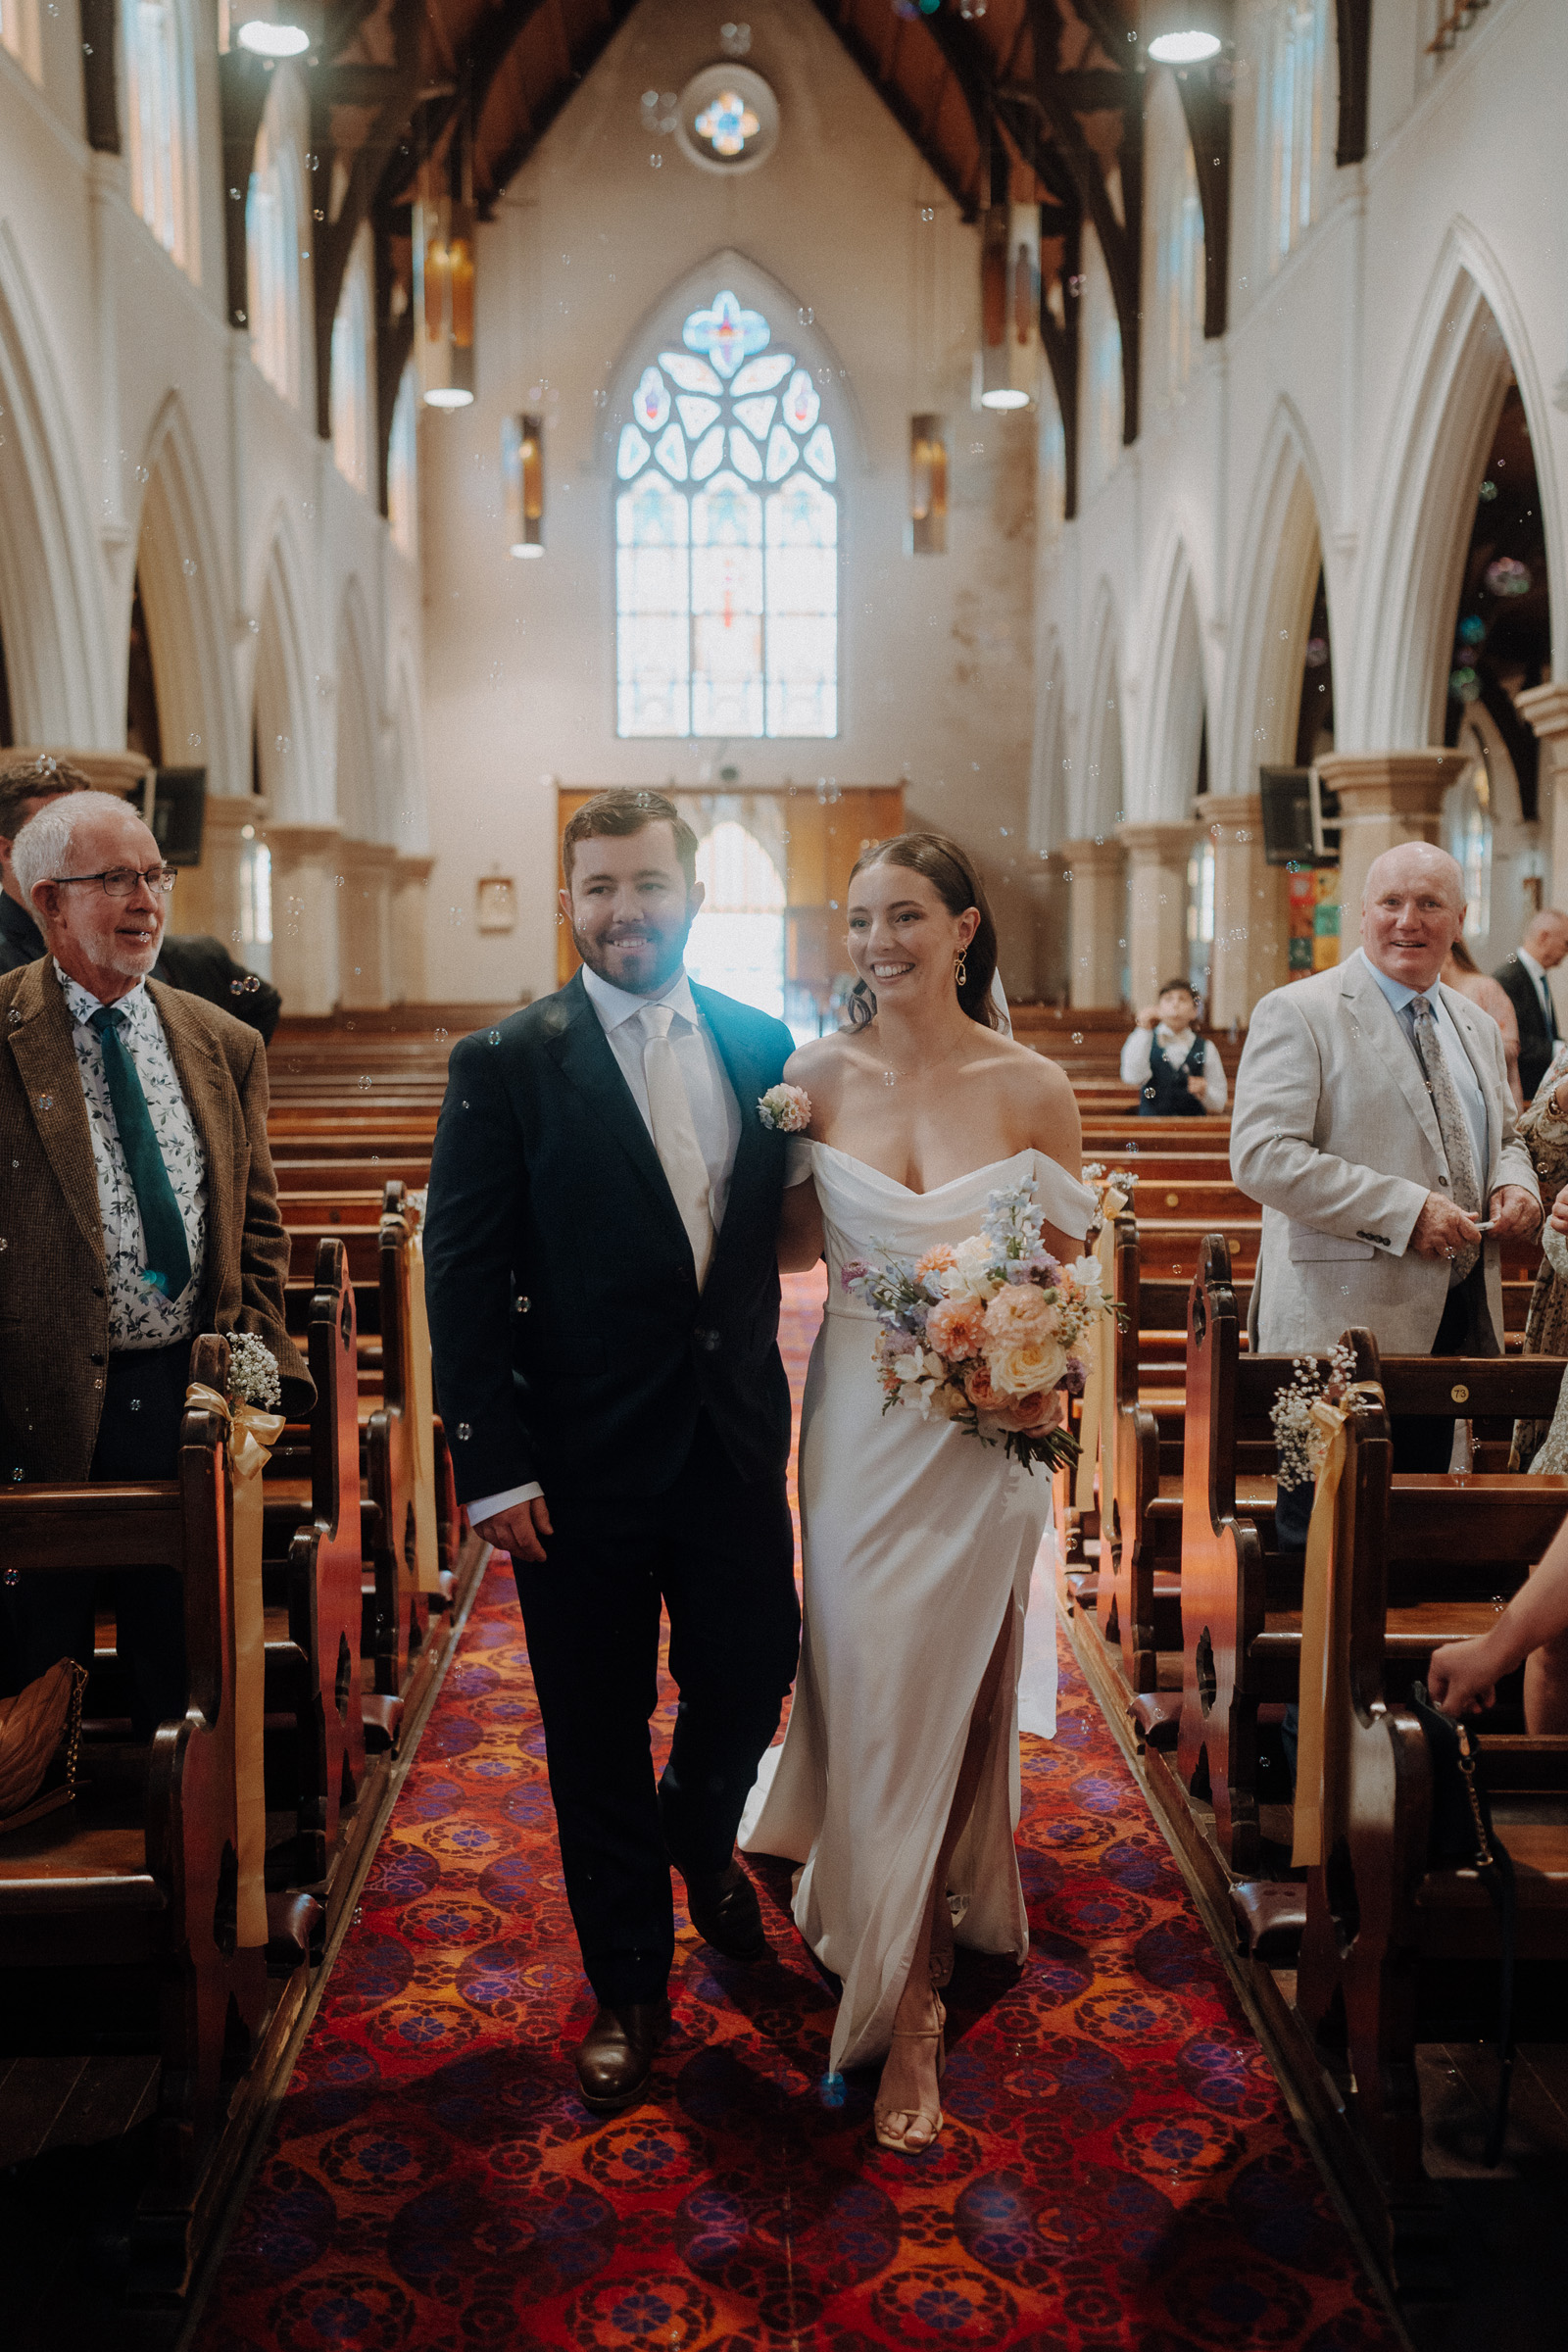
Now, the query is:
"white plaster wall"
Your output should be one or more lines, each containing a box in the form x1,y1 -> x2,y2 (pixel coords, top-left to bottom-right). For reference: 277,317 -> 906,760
0,17 -> 424,966
1037,0 -> 1568,998
417,0 -> 1040,1006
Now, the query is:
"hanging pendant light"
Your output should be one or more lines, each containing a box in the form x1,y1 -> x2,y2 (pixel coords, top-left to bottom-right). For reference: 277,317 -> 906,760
908,416 -> 948,555
974,204 -> 1039,412
1144,0 -> 1230,66
415,114 -> 476,411
225,0 -> 317,57
503,416 -> 545,557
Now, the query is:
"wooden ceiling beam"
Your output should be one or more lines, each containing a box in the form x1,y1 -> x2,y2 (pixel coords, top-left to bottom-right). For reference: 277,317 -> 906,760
480,1 -> 641,212
806,0 -> 980,219
311,0 -> 423,441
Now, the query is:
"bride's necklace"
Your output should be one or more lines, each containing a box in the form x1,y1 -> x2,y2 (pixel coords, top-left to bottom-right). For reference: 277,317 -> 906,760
876,1032 -> 968,1090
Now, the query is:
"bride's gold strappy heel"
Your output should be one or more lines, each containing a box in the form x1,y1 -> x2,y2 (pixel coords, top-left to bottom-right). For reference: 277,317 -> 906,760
873,1996 -> 946,2153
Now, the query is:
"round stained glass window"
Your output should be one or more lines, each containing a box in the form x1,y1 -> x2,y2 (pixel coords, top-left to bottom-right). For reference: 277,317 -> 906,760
676,65 -> 779,175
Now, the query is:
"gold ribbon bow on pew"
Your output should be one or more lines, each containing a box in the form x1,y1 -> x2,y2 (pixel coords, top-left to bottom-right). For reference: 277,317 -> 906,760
1292,1381 -> 1385,1871
1075,1185 -> 1126,1514
185,1380 -> 286,1951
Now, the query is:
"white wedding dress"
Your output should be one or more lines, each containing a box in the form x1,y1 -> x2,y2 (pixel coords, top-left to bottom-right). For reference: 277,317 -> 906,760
740,1141 -> 1098,2074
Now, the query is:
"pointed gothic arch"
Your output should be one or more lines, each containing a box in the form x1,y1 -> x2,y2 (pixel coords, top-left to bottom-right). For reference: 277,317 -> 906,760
1141,541 -> 1208,824
1219,404 -> 1332,800
134,394 -> 243,795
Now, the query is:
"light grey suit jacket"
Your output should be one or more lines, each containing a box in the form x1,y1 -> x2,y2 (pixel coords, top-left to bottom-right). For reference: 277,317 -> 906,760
1230,950 -> 1539,1356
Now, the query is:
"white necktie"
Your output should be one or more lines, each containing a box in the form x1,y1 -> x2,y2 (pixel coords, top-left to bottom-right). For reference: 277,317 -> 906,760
640,1002 -> 715,1288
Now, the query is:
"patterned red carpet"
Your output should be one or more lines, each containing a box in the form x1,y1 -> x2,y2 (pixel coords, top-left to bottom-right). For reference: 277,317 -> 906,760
196,1274 -> 1395,2351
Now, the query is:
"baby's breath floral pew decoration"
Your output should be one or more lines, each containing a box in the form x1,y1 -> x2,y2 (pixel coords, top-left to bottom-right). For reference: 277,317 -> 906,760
225,1330 -> 282,1412
1269,1340 -> 1359,1487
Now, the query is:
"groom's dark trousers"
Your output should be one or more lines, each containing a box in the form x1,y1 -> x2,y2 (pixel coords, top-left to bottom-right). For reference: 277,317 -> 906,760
423,971 -> 801,2011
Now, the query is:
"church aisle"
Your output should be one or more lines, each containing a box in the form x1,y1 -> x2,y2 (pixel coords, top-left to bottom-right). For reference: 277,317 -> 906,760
192,1279 -> 1396,2351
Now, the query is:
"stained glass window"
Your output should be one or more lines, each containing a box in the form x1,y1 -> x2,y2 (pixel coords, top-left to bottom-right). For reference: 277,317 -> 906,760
616,287 -> 838,738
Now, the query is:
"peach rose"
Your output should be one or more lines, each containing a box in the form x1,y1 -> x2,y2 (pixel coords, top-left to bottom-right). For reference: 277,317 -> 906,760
994,1388 -> 1068,1436
982,1285 -> 1066,1398
964,1357 -> 1003,1411
925,1295 -> 988,1361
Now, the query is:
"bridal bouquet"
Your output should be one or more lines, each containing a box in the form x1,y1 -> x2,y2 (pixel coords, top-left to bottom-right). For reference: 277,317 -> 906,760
842,1183 -> 1112,1472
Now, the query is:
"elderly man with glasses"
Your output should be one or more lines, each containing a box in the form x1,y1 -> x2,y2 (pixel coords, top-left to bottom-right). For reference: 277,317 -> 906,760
0,790 -> 310,1734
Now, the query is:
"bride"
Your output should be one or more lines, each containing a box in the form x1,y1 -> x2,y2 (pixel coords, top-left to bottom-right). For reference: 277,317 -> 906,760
741,831 -> 1094,2153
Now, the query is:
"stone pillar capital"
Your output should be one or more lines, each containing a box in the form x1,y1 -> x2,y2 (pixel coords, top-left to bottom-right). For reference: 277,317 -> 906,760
392,852 -> 437,884
1516,681 -> 1568,744
1192,792 -> 1263,846
1056,834 -> 1126,876
1313,748 -> 1469,818
203,792 -> 270,834
338,838 -> 401,875
265,821 -> 344,863
1116,819 -> 1200,867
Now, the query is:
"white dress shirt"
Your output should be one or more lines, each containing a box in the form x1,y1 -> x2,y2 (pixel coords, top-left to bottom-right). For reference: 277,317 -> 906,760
1119,1023 -> 1228,1112
58,964 -> 209,1348
1517,946 -> 1559,1035
468,963 -> 743,1527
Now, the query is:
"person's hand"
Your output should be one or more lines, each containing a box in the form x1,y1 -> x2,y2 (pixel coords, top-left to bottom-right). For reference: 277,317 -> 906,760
1553,1076 -> 1568,1120
1486,1184 -> 1541,1242
1136,1005 -> 1159,1029
473,1494 -> 553,1563
1186,1074 -> 1206,1098
1428,1635 -> 1497,1718
1408,1191 -> 1484,1260
1551,1189 -> 1568,1242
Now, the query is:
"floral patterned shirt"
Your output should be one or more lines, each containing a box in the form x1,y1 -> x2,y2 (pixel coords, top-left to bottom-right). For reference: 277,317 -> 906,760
57,964 -> 209,1348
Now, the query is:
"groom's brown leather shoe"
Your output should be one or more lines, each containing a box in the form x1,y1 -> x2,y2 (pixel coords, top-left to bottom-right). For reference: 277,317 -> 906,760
684,1859 -> 767,1961
574,1998 -> 671,2115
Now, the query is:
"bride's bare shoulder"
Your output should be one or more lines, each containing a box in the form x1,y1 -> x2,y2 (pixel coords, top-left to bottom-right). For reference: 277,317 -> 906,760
991,1036 -> 1082,1152
784,1030 -> 859,1124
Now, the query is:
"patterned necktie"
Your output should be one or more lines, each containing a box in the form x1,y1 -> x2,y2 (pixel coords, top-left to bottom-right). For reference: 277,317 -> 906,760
639,1002 -> 715,1289
1409,995 -> 1480,1280
87,1004 -> 193,1300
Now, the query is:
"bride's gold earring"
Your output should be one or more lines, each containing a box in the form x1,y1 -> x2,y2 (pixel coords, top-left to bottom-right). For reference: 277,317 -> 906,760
954,950 -> 968,989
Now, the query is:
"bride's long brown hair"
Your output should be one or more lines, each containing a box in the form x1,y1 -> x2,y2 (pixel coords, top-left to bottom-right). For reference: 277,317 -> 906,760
846,832 -> 1001,1031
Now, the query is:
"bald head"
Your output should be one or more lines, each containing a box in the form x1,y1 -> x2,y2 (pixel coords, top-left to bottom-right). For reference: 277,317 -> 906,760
1361,842 -> 1466,993
1523,907 -> 1568,970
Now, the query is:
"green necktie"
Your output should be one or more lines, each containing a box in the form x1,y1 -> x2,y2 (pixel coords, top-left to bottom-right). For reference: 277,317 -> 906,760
87,1004 -> 192,1301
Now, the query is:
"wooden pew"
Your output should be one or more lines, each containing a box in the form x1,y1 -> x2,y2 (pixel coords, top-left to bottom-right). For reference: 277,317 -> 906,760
262,1239 -> 368,1885
1176,1238 -> 1568,1869
1291,1386 -> 1568,2206
362,1181 -> 434,1703
0,1339 -> 270,2231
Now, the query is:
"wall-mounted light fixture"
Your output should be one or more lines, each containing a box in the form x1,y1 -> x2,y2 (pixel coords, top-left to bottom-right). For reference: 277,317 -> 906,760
974,204 -> 1039,412
503,415 -> 544,556
1144,0 -> 1230,66
908,416 -> 948,555
224,0 -> 317,57
415,154 -> 476,410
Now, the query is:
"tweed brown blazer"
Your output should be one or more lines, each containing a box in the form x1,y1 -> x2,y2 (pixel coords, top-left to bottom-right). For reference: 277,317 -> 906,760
0,956 -> 311,1481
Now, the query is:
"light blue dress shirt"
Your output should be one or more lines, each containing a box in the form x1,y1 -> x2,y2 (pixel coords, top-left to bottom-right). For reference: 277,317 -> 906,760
1360,950 -> 1491,1197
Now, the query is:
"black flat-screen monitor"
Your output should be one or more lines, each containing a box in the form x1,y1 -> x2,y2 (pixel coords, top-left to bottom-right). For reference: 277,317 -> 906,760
1259,765 -> 1338,868
133,767 -> 206,867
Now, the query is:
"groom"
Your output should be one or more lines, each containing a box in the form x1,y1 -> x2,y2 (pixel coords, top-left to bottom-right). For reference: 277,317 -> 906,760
424,789 -> 800,2113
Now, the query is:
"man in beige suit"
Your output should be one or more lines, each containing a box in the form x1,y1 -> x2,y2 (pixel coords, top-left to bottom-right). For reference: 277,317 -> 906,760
1232,842 -> 1540,1541
0,791 -> 309,1733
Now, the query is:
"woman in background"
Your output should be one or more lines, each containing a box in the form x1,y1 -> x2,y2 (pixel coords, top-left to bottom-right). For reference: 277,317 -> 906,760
1442,935 -> 1523,1110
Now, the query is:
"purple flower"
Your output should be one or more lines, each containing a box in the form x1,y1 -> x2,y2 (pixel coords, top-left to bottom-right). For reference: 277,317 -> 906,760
1063,1356 -> 1088,1396
840,1260 -> 870,1292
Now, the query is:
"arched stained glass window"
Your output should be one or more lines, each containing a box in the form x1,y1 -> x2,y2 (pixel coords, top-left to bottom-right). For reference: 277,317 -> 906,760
122,0 -> 197,277
616,287 -> 838,738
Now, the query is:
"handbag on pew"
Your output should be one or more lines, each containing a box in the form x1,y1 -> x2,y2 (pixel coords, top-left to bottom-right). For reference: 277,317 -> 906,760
1409,1682 -> 1517,2167
0,1658 -> 88,1836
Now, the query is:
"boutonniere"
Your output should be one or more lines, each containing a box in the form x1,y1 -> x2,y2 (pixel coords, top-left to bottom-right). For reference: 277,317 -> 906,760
758,1082 -> 811,1133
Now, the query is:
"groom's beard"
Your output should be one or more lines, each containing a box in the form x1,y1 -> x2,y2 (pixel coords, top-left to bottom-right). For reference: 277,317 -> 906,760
571,919 -> 692,997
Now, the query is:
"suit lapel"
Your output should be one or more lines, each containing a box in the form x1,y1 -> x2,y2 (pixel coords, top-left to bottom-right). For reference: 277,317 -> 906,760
1341,955 -> 1443,1156
152,980 -> 237,1309
544,973 -> 691,1249
1438,982 -> 1496,1174
6,961 -> 106,1261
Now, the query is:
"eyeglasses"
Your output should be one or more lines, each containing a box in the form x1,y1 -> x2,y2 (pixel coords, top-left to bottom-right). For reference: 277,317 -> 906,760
53,865 -> 177,899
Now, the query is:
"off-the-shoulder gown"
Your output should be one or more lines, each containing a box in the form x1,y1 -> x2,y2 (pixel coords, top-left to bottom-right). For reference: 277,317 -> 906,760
740,1141 -> 1097,2075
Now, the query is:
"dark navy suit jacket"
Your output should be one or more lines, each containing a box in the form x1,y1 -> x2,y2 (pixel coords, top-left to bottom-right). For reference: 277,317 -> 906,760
423,970 -> 796,1506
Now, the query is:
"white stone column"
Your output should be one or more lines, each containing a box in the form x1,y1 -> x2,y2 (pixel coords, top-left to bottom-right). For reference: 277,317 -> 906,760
1315,750 -> 1469,953
169,792 -> 266,944
1197,793 -> 1290,1027
1058,836 -> 1127,1008
265,821 -> 343,1016
1118,820 -> 1199,1014
338,841 -> 398,1010
390,854 -> 435,1004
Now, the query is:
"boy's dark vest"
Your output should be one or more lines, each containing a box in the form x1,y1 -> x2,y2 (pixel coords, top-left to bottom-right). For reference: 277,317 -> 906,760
1141,1030 -> 1207,1116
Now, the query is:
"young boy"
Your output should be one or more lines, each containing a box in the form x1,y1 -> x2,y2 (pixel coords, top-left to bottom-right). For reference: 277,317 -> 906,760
1120,979 -> 1227,1117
